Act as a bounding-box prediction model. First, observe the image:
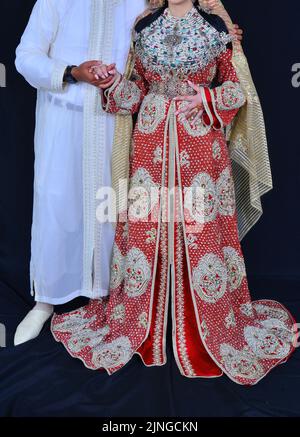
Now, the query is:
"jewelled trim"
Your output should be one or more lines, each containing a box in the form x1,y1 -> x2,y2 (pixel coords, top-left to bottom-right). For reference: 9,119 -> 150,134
215,81 -> 246,111
138,94 -> 167,134
103,73 -> 122,107
223,246 -> 246,291
114,78 -> 141,111
175,222 -> 196,376
152,222 -> 168,365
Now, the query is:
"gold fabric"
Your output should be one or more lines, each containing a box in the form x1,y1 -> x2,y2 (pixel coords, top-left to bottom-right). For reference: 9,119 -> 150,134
111,2 -> 273,240
211,1 -> 273,240
110,41 -> 135,225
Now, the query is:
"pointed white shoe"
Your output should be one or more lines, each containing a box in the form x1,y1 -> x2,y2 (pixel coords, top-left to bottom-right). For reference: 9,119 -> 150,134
14,306 -> 54,346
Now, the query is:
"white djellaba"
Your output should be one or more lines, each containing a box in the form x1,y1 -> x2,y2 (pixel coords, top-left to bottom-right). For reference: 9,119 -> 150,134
14,0 -> 146,346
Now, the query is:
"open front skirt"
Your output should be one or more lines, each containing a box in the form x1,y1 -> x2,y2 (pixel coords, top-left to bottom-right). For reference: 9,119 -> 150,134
51,100 -> 296,385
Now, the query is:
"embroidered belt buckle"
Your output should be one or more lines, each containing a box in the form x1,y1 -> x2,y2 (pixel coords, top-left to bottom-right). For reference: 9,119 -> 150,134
149,79 -> 196,100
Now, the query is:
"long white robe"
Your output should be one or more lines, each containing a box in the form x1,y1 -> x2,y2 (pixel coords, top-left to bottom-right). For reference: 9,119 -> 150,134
15,0 -> 146,304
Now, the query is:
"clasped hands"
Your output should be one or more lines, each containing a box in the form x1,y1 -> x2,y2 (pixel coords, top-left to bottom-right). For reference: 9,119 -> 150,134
88,61 -> 204,125
70,61 -> 118,88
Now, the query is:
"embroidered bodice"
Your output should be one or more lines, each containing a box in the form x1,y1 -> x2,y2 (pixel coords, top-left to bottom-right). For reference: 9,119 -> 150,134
103,6 -> 245,131
135,7 -> 232,79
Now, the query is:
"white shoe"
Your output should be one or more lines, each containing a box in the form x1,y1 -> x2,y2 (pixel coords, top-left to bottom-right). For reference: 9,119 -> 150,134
14,307 -> 54,346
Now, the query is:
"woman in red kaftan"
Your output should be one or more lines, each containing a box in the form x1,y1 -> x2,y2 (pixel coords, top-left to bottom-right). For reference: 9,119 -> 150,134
51,1 -> 296,385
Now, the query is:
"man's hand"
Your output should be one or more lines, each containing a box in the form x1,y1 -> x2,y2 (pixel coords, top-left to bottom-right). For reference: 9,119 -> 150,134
71,61 -> 107,87
90,63 -> 119,89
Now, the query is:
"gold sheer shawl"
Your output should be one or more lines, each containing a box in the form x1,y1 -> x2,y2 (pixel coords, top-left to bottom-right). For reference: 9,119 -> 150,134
111,1 -> 273,240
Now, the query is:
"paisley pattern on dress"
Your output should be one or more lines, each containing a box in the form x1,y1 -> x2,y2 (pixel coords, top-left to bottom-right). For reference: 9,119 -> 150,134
124,248 -> 151,298
51,6 -> 295,385
244,325 -> 292,360
110,304 -> 126,323
240,303 -> 255,318
220,344 -> 265,380
254,304 -> 290,322
114,78 -> 141,111
193,253 -> 227,303
223,246 -> 246,291
178,102 -> 211,137
190,172 -> 218,223
91,336 -> 133,369
212,140 -> 221,160
129,168 -> 159,219
138,94 -> 167,134
135,7 -> 233,76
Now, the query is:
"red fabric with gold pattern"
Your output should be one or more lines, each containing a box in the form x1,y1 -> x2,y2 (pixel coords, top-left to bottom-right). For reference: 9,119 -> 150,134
51,7 -> 296,385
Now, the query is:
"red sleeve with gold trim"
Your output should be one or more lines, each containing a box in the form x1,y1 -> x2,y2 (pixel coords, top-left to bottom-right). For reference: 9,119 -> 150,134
201,48 -> 246,130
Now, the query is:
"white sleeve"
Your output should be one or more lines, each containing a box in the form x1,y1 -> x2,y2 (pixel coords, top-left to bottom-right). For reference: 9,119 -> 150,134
15,0 -> 67,91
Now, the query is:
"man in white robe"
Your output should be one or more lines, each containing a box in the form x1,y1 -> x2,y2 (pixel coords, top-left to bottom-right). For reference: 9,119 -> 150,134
14,0 -> 146,344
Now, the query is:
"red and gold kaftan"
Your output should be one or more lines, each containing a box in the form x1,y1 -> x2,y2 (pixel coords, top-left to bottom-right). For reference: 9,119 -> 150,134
51,7 -> 296,385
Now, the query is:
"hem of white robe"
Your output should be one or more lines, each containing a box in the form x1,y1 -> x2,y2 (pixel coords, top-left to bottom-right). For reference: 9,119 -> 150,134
34,288 -> 109,305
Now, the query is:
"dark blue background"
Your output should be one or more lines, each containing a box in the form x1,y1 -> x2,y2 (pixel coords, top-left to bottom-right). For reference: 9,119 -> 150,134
0,0 -> 299,417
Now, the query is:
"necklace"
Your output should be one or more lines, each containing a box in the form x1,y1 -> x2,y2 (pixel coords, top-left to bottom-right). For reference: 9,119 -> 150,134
163,23 -> 183,48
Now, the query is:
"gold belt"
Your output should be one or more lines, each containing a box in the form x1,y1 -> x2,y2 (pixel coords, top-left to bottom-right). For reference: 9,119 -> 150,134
149,79 -> 197,100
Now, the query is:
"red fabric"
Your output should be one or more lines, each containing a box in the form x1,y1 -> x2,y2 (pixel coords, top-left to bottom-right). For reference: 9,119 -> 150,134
202,87 -> 222,130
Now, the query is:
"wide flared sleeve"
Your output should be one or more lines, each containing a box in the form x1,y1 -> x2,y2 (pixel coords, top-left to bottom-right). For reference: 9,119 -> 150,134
201,48 -> 246,130
102,55 -> 149,115
15,0 -> 67,91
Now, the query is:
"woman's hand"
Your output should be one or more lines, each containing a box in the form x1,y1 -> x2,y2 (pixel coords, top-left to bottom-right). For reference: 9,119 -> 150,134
175,81 -> 204,124
230,24 -> 243,42
89,62 -> 119,89
201,0 -> 219,12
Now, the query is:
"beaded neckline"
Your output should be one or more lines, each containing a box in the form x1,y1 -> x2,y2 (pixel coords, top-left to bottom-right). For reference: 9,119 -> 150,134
135,6 -> 232,77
